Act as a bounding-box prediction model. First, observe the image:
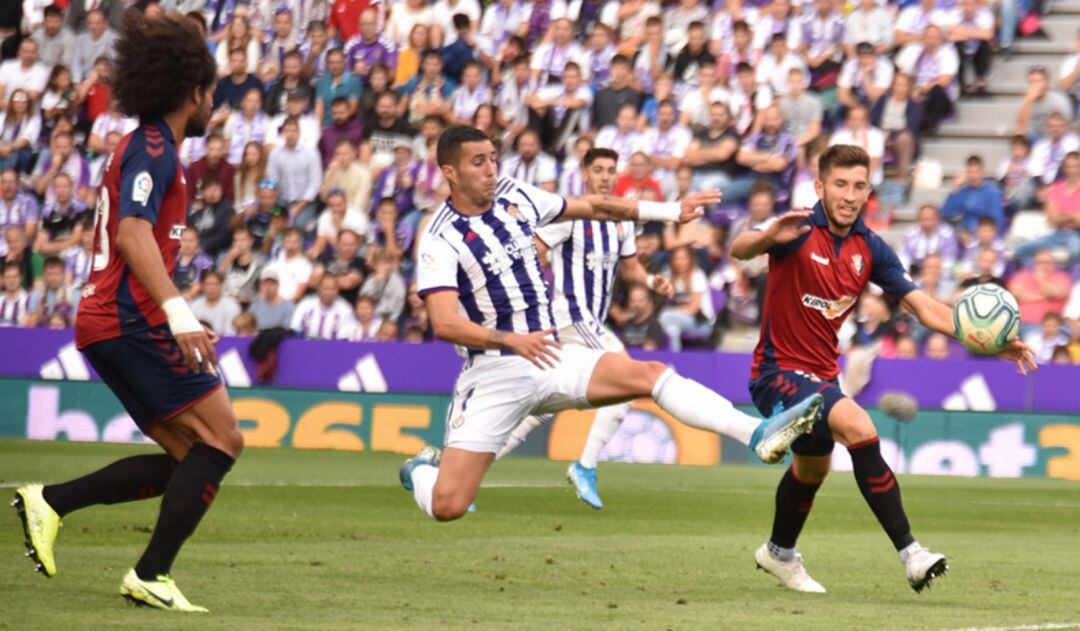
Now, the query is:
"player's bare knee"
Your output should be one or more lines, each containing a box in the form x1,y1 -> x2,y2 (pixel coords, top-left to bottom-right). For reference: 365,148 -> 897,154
833,410 -> 877,447
431,493 -> 469,522
218,425 -> 244,458
793,455 -> 831,485
642,361 -> 669,392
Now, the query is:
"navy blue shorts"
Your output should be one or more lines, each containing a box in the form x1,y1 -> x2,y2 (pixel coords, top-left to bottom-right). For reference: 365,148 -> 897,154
82,324 -> 223,434
749,369 -> 846,457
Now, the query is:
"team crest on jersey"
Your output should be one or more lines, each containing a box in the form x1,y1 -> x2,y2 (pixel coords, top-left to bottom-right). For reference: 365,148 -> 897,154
801,294 -> 857,320
170,224 -> 185,239
505,204 -> 521,220
132,171 -> 153,206
852,254 -> 864,275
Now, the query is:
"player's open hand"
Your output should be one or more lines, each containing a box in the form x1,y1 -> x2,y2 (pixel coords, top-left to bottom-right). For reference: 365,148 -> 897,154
176,328 -> 219,376
766,209 -> 813,244
679,190 -> 721,223
651,273 -> 675,298
505,329 -> 562,370
997,340 -> 1037,376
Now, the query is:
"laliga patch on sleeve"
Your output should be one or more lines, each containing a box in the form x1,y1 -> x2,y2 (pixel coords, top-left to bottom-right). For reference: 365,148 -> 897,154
420,252 -> 437,271
132,171 -> 153,206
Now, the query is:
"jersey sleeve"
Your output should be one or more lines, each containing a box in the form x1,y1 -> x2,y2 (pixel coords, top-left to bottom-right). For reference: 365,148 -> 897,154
619,221 -> 637,258
118,144 -> 179,225
867,232 -> 918,300
417,234 -> 461,297
534,219 -> 572,249
510,177 -> 567,226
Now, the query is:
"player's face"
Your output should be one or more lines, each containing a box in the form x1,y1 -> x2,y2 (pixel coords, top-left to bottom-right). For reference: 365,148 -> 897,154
585,158 -> 617,195
186,86 -> 213,138
815,165 -> 870,230
445,140 -> 498,207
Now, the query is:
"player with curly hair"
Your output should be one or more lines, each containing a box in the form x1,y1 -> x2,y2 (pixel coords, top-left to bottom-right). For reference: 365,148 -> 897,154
13,10 -> 240,613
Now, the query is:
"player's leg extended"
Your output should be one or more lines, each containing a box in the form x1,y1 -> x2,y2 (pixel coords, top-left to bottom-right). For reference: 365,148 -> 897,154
495,414 -> 553,460
829,398 -> 948,592
564,401 -> 632,510
755,454 -> 830,593
584,354 -> 821,462
406,448 -> 494,521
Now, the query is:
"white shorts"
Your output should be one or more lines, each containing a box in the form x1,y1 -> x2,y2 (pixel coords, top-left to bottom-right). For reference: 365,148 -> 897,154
557,312 -> 626,353
443,345 -> 609,454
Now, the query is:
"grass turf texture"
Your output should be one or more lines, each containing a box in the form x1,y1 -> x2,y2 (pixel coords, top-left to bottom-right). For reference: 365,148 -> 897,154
2,439 -> 1079,630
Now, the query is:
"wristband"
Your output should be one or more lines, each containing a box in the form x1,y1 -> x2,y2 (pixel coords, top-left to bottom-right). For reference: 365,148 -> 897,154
637,201 -> 681,223
162,296 -> 203,336
645,274 -> 656,290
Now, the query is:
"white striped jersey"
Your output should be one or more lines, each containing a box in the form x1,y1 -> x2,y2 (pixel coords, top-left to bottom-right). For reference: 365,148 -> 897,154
290,296 -> 357,341
537,218 -> 636,330
417,176 -> 566,356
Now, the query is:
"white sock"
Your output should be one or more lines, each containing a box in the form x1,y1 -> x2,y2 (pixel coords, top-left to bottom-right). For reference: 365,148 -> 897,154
495,414 -> 550,460
579,402 -> 631,469
411,464 -> 439,519
899,541 -> 922,565
652,368 -> 759,445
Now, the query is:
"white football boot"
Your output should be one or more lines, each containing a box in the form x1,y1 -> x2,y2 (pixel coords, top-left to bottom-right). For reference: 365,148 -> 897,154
754,543 -> 827,593
904,546 -> 948,593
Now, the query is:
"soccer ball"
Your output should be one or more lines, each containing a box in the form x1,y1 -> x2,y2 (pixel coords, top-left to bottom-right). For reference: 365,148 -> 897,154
952,284 -> 1020,355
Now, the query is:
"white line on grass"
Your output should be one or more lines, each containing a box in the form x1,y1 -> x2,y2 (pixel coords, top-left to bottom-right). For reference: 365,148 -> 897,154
934,623 -> 1080,631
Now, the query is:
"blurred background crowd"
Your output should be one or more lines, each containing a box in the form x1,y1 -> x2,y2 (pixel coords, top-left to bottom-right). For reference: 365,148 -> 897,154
0,0 -> 1077,365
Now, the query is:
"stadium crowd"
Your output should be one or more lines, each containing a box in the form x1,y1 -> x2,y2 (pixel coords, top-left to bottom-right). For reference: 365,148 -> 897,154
0,0 -> 1078,365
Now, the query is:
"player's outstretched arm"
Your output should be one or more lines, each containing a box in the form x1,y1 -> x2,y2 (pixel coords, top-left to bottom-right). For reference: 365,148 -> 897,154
620,253 -> 674,298
900,289 -> 1038,375
424,290 -> 562,369
560,190 -> 722,224
729,209 -> 813,260
116,217 -> 218,374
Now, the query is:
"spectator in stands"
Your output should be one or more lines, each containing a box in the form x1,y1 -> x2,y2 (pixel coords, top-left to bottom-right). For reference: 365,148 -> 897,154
3,226 -> 33,289
670,20 -> 715,89
0,169 -> 39,255
248,267 -> 295,331
684,101 -> 740,193
188,177 -> 234,261
360,250 -> 406,320
265,51 -> 308,117
234,141 -> 268,210
778,68 -> 822,164
895,0 -> 948,48
219,226 -> 266,305
896,25 -> 958,134
756,33 -> 809,98
838,42 -> 894,115
313,228 -> 366,306
402,52 -> 455,129
1023,311 -> 1069,364
265,91 -> 322,152
361,91 -> 417,170
526,62 -> 590,154
173,227 -> 214,301
321,138 -> 373,213
614,283 -> 665,351
370,198 -> 416,268
1009,248 -> 1072,328
352,292 -> 382,341
0,262 -> 28,326
1016,67 -> 1073,139
731,105 -> 797,207
829,105 -> 885,187
591,55 -> 641,130
315,48 -> 362,126
346,8 -> 398,85
944,0 -> 994,95
190,269 -> 241,335
291,273 -> 357,340
844,0 -> 893,57
318,98 -> 363,166
371,141 -> 419,219
941,155 -> 1006,235
901,204 -> 958,272
956,217 -> 1006,280
33,131 -> 89,204
956,247 -> 1006,292
716,19 -> 759,87
850,292 -> 898,349
214,48 -> 265,111
41,65 -> 79,135
266,227 -> 314,303
1060,28 -> 1080,115
916,252 -> 955,304
232,312 -> 257,337
71,9 -> 117,83
87,97 -> 136,154
614,152 -> 664,201
63,220 -> 93,293
26,256 -> 75,327
0,38 -> 49,107
222,88 -> 268,165
659,246 -> 715,351
871,73 -> 922,185
728,62 -> 773,136
999,134 -> 1038,215
894,335 -> 919,359
35,173 -> 88,256
310,189 -> 368,260
501,128 -> 557,191
1016,151 -> 1080,265
799,0 -> 845,91
266,117 -> 323,234
679,64 -> 730,133
594,103 -> 644,172
76,55 -> 113,132
265,8 -> 301,76
1028,113 -> 1080,185
214,15 -> 261,76
0,90 -> 41,174
643,99 -> 693,196
925,332 -> 952,359
233,179 -> 286,253
187,134 -> 235,204
33,5 -> 76,70
447,60 -> 490,128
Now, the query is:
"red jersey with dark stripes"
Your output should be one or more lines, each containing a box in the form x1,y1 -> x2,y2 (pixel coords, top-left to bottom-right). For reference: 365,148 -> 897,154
751,203 -> 917,381
76,119 -> 186,349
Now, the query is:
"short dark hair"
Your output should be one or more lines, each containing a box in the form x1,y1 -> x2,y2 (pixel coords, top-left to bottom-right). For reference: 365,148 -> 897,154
1011,134 -> 1032,149
331,96 -> 350,109
733,19 -> 750,32
818,145 -> 870,178
43,256 -> 64,271
113,11 -> 216,119
689,20 -> 705,31
583,148 -> 619,167
201,175 -> 222,189
645,15 -> 662,28
452,12 -> 470,30
966,155 -> 984,168
280,116 -> 300,131
44,5 -> 63,18
327,46 -> 345,59
437,125 -> 493,167
736,61 -> 753,74
201,269 -> 223,283
749,180 -> 776,201
611,54 -> 630,67
563,61 -> 581,75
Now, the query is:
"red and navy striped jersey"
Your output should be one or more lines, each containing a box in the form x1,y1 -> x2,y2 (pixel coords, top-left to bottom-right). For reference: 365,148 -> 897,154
751,203 -> 917,382
76,119 -> 187,349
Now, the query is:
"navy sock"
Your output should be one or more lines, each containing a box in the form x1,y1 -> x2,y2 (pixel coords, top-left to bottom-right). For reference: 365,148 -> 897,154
135,443 -> 234,580
42,454 -> 177,517
848,438 -> 915,551
769,465 -> 822,550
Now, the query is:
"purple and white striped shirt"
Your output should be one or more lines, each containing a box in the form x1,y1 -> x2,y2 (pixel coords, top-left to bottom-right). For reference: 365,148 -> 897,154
291,295 -> 356,340
0,289 -> 28,327
452,83 -> 491,122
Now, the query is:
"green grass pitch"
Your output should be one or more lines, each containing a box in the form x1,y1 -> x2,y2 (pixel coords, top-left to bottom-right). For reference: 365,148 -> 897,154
2,439 -> 1079,630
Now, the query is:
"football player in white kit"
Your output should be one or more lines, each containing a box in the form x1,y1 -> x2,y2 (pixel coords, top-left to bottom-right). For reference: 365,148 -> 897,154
493,147 -> 677,509
399,126 -> 824,522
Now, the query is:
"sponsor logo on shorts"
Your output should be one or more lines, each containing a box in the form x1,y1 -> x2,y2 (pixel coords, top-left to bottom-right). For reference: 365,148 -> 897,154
801,293 -> 857,320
